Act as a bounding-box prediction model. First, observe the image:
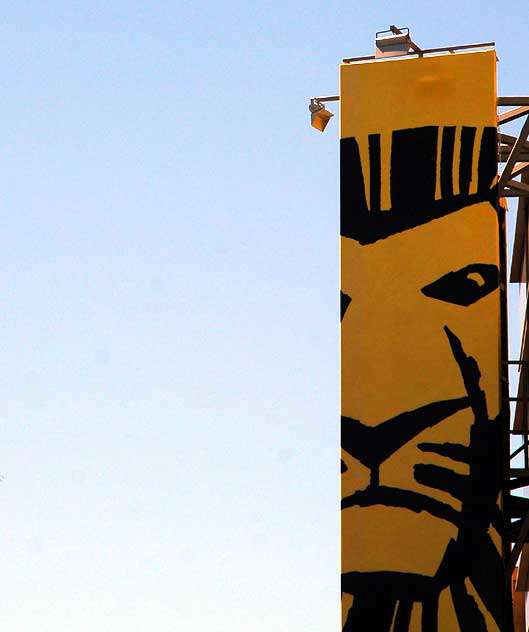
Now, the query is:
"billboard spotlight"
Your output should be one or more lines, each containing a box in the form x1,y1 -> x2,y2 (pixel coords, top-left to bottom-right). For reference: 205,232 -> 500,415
309,99 -> 335,132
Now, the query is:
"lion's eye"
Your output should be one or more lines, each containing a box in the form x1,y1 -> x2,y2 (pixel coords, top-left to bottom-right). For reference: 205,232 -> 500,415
421,263 -> 499,306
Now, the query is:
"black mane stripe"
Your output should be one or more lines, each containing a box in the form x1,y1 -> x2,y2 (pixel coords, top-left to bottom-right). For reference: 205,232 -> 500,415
340,125 -> 498,244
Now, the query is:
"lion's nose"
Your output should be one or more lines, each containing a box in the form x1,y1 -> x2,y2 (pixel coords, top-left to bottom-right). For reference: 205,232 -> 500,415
341,395 -> 469,486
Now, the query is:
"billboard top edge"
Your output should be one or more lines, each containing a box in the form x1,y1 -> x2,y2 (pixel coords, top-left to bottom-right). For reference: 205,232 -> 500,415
340,48 -> 496,67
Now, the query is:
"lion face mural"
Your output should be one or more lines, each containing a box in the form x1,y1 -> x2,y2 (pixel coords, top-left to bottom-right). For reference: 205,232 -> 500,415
339,51 -> 511,632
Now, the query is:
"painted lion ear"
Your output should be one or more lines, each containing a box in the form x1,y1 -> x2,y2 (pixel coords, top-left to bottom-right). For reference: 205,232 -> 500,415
341,290 -> 352,321
421,263 -> 499,307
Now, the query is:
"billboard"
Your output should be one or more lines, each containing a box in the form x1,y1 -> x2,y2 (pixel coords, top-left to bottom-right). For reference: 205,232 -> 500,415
340,50 -> 511,631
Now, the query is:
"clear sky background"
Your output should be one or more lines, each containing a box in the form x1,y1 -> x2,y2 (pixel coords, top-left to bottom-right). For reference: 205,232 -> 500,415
0,2 -> 527,631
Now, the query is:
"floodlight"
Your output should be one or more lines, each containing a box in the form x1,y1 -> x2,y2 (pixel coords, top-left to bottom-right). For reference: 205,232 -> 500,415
375,25 -> 422,58
310,99 -> 335,132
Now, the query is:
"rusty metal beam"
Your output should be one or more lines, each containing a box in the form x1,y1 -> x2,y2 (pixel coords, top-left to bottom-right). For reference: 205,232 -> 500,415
504,180 -> 529,196
499,134 -> 529,158
506,509 -> 529,578
499,116 -> 529,190
516,544 -> 529,591
500,152 -> 529,163
510,173 -> 529,281
499,97 -> 529,106
498,106 -> 529,125
500,134 -> 516,146
500,153 -> 529,164
500,133 -> 529,146
510,468 -> 529,477
511,162 -> 529,179
342,41 -> 495,63
503,191 -> 529,198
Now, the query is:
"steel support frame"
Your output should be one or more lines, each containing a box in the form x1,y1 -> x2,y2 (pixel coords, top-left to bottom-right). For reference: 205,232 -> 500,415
499,97 -> 529,586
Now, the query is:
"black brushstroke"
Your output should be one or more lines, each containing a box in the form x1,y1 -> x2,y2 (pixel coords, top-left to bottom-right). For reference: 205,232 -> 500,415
417,442 -> 469,464
434,537 -> 461,588
459,426 -> 504,626
441,126 -> 456,198
341,136 -> 368,220
393,600 -> 413,632
340,290 -> 351,322
459,127 -> 476,197
444,326 -> 488,423
341,485 -> 461,527
341,327 -> 510,631
414,463 -> 468,502
421,595 -> 439,632
437,533 -> 503,614
340,125 -> 498,244
341,396 -> 469,480
343,591 -> 396,632
466,532 -> 506,627
491,506 -> 504,535
421,263 -> 498,307
340,121 -> 508,630
341,459 -> 348,474
439,329 -> 506,629
478,127 -> 497,193
450,581 -> 488,632
342,571 -> 440,602
369,133 -> 381,212
391,126 -> 438,213
340,187 -> 497,244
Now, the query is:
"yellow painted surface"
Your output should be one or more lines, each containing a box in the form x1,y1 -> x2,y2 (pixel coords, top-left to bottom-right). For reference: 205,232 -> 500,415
340,50 -> 506,631
340,52 -> 496,139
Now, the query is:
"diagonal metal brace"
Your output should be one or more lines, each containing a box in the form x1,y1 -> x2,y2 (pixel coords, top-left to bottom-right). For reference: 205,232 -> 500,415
499,115 -> 529,191
503,180 -> 529,197
510,162 -> 529,180
506,508 -> 529,579
498,106 -> 529,125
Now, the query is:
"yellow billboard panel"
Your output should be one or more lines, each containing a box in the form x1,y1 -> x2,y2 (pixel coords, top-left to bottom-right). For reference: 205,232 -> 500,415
340,51 -> 510,631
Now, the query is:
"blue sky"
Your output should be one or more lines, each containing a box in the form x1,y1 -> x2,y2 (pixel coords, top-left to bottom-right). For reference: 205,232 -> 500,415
0,2 -> 527,630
